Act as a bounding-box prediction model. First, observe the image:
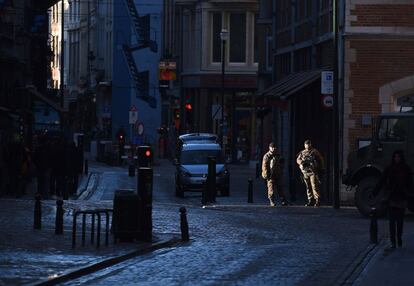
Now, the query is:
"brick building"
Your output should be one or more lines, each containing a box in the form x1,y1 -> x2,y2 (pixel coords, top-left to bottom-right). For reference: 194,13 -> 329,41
343,0 -> 414,180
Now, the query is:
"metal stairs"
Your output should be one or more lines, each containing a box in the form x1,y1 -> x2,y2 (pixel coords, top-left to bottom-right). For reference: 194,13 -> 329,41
123,0 -> 158,108
122,45 -> 156,108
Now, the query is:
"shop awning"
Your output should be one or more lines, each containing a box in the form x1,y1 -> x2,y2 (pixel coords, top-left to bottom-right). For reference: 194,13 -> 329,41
257,70 -> 321,99
26,86 -> 65,113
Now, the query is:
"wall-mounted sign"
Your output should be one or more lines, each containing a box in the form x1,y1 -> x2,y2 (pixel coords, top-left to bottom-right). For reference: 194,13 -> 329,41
321,95 -> 334,109
129,105 -> 138,124
321,71 -> 334,94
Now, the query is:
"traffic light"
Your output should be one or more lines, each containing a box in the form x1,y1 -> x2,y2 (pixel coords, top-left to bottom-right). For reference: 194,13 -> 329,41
173,108 -> 180,120
117,128 -> 126,144
185,96 -> 192,110
137,146 -> 152,167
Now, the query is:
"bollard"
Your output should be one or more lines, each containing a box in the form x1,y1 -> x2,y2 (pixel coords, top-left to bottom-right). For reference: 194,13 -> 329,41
128,164 -> 135,177
82,214 -> 86,246
138,167 -> 153,242
248,178 -> 253,203
256,162 -> 260,179
179,207 -> 189,241
370,208 -> 378,244
34,194 -> 42,229
207,156 -> 216,203
72,213 -> 77,248
201,182 -> 208,206
84,159 -> 89,175
55,199 -> 64,235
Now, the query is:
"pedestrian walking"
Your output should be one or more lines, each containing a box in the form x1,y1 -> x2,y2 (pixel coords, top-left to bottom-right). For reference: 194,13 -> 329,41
296,139 -> 325,207
374,150 -> 414,249
261,142 -> 287,207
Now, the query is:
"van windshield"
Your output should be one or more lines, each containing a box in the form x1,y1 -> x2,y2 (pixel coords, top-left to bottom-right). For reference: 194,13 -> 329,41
180,150 -> 224,165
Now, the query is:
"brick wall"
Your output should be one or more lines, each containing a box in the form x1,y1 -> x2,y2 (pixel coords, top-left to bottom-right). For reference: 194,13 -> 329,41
347,39 -> 414,151
351,4 -> 414,27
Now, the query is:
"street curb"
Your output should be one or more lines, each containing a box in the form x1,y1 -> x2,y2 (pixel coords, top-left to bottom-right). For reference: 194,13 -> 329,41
30,237 -> 182,286
333,239 -> 383,286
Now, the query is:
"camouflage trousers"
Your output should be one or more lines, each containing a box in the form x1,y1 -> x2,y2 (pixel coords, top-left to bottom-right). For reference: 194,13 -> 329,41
303,173 -> 320,201
267,179 -> 285,201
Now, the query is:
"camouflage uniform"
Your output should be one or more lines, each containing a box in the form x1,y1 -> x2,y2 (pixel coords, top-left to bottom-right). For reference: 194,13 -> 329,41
262,150 -> 285,205
297,148 -> 324,203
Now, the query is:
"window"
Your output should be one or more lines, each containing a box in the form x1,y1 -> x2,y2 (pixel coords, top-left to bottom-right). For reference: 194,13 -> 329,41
254,14 -> 258,63
229,13 -> 246,63
378,118 -> 409,141
180,150 -> 224,165
265,36 -> 273,70
212,13 -> 222,63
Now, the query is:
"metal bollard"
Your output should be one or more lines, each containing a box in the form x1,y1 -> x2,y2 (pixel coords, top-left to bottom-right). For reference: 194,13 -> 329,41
84,159 -> 89,175
370,208 -> 378,244
207,156 -> 216,203
201,182 -> 208,206
256,163 -> 260,179
72,213 -> 77,248
248,178 -> 253,203
55,199 -> 64,235
34,194 -> 42,229
180,207 -> 189,241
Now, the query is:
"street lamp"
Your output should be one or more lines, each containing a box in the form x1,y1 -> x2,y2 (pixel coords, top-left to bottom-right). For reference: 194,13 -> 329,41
220,28 -> 229,145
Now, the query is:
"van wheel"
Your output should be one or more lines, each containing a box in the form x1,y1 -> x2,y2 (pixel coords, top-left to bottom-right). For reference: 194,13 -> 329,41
355,176 -> 386,217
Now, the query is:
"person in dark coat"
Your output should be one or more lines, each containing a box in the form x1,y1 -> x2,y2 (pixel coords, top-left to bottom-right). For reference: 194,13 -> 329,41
374,150 -> 414,248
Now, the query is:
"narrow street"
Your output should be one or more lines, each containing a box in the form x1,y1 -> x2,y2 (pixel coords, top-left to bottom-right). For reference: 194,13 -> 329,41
62,160 -> 374,286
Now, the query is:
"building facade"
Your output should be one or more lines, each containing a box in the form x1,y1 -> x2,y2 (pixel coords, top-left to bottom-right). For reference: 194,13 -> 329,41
1,0 -> 59,148
342,0 -> 414,199
257,0 -> 336,201
112,0 -> 162,148
165,0 -> 259,162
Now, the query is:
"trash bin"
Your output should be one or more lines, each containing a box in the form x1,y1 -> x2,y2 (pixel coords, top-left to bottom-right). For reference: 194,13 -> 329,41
112,189 -> 141,241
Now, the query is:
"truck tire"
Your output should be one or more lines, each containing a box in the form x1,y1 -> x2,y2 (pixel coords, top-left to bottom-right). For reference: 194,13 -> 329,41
355,176 -> 386,217
408,198 -> 414,213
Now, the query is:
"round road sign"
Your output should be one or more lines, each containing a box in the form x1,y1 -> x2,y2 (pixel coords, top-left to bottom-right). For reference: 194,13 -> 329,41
321,95 -> 334,109
137,122 -> 144,136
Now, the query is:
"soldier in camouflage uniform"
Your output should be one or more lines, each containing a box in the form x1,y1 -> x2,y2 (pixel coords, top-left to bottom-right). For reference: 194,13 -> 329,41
262,142 -> 287,207
296,139 -> 325,207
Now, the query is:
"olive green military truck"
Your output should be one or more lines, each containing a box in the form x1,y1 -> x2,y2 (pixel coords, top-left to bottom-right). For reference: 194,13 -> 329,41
343,112 -> 414,216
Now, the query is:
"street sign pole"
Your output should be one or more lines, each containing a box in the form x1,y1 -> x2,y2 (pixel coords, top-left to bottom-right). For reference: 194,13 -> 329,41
333,0 -> 340,209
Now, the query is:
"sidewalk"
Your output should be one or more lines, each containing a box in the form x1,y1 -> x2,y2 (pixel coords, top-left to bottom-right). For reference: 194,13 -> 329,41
354,218 -> 414,286
0,198 -> 178,285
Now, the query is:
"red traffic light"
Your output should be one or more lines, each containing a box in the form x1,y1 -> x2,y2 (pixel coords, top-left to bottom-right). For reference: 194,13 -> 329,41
145,150 -> 151,157
185,103 -> 192,110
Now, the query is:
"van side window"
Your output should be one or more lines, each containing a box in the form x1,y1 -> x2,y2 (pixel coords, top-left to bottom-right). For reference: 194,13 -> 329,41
378,118 -> 408,141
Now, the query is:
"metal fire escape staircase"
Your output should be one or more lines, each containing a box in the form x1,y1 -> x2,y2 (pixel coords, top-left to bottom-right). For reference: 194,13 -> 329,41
123,0 -> 158,108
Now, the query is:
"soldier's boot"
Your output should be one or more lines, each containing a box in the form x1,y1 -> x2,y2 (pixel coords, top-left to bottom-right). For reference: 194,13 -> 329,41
314,199 -> 321,207
305,199 -> 314,207
281,198 -> 288,206
269,198 -> 276,207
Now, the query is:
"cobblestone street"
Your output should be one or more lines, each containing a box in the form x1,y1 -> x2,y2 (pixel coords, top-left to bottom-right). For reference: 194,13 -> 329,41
0,160 -> 394,285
